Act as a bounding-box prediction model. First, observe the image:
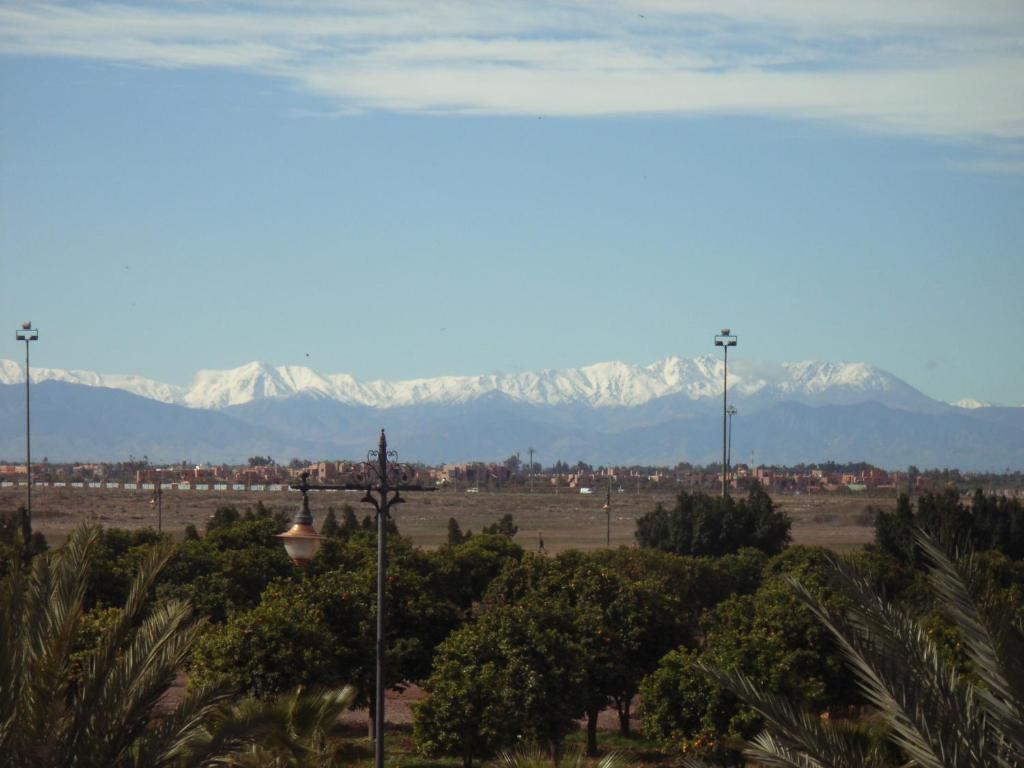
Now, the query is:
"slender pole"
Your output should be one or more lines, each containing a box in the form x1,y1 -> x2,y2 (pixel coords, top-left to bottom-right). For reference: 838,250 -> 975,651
25,337 -> 31,522
605,476 -> 611,547
155,482 -> 163,534
727,411 -> 734,472
376,437 -> 388,768
722,345 -> 728,498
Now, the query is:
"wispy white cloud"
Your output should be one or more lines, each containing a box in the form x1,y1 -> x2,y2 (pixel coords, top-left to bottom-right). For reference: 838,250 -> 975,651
1,1 -> 1022,143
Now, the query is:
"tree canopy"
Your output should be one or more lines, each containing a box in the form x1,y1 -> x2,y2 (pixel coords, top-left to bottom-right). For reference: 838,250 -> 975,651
635,485 -> 791,556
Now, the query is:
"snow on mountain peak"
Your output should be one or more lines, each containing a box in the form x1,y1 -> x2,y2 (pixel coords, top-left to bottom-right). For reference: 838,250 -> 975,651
0,356 -> 925,410
951,398 -> 991,409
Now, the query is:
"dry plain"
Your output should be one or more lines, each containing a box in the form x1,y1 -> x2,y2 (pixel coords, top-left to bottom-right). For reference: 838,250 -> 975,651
1,484 -> 890,552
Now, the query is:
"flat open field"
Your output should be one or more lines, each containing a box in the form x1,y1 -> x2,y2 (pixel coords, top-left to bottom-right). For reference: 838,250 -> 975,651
1,485 -> 892,552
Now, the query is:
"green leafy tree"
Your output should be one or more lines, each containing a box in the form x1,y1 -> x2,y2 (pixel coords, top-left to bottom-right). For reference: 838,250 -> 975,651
0,524 -> 344,767
190,580 -> 340,697
414,600 -> 586,766
198,533 -> 461,739
484,549 -> 690,751
158,517 -> 295,622
970,490 -> 1024,559
320,508 -> 341,538
482,513 -> 519,538
641,646 -> 742,764
687,533 -> 1024,768
569,555 -> 688,753
85,526 -> 162,608
0,506 -> 47,574
207,504 -> 242,531
596,546 -> 767,644
877,490 -> 1024,562
242,500 -> 289,528
875,493 -> 916,563
447,517 -> 470,546
339,504 -> 359,535
413,615 -> 521,767
434,533 -> 523,610
640,547 -> 853,763
635,485 -> 790,556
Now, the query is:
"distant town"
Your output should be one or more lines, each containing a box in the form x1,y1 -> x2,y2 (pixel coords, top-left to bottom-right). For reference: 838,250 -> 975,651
2,456 -> 1022,496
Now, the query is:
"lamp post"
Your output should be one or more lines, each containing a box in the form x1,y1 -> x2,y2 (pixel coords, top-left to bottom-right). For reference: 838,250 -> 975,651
602,475 -> 611,547
14,323 -> 39,526
726,405 -> 737,487
277,430 -> 432,768
152,480 -> 163,534
714,328 -> 737,498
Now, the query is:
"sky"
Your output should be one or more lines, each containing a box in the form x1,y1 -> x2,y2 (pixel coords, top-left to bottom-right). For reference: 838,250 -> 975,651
1,1 -> 1022,405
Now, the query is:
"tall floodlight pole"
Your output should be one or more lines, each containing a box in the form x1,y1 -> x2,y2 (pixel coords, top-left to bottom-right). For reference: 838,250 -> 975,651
277,430 -> 431,768
714,329 -> 737,497
528,447 -> 535,492
726,405 -> 737,486
15,323 -> 39,526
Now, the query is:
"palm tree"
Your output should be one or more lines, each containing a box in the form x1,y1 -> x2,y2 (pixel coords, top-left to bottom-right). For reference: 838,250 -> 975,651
684,533 -> 1024,768
497,744 -> 628,768
0,525 -> 352,767
198,686 -> 357,768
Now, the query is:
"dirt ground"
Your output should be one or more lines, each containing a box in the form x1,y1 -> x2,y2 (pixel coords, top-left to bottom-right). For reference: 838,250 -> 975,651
1,484 -> 891,552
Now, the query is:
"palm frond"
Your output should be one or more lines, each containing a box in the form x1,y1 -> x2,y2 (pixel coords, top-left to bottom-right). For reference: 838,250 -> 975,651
178,685 -> 356,768
789,563 -> 991,768
498,743 -> 628,768
57,537 -> 178,766
744,730 -> 833,768
129,680 -> 235,768
0,525 -> 98,766
78,600 -> 200,768
702,530 -> 1023,768
171,695 -> 293,767
699,662 -> 873,768
916,532 -> 1024,765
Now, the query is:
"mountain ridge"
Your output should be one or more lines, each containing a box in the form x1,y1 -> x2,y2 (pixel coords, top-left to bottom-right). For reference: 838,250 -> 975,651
0,355 -> 944,412
1,381 -> 1021,470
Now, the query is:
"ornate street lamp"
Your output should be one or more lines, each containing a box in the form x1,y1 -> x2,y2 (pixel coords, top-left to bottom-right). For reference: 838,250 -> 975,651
714,328 -> 737,497
14,322 -> 39,526
277,471 -> 323,565
277,430 -> 431,768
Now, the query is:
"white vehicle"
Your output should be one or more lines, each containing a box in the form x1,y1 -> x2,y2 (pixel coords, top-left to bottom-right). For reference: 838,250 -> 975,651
579,487 -> 593,494
466,487 -> 479,493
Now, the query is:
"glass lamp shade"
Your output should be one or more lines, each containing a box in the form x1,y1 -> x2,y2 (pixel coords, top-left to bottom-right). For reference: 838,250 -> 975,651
277,523 -> 323,565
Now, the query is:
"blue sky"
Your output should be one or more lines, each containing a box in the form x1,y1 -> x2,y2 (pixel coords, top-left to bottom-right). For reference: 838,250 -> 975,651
1,1 -> 1022,405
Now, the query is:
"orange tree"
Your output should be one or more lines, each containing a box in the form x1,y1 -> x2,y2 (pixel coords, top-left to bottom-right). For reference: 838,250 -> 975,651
192,530 -> 462,739
413,598 -> 585,767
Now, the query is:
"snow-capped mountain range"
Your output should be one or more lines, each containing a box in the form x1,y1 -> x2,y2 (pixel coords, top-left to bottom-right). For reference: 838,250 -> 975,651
1,355 -> 1021,468
0,356 -> 932,411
